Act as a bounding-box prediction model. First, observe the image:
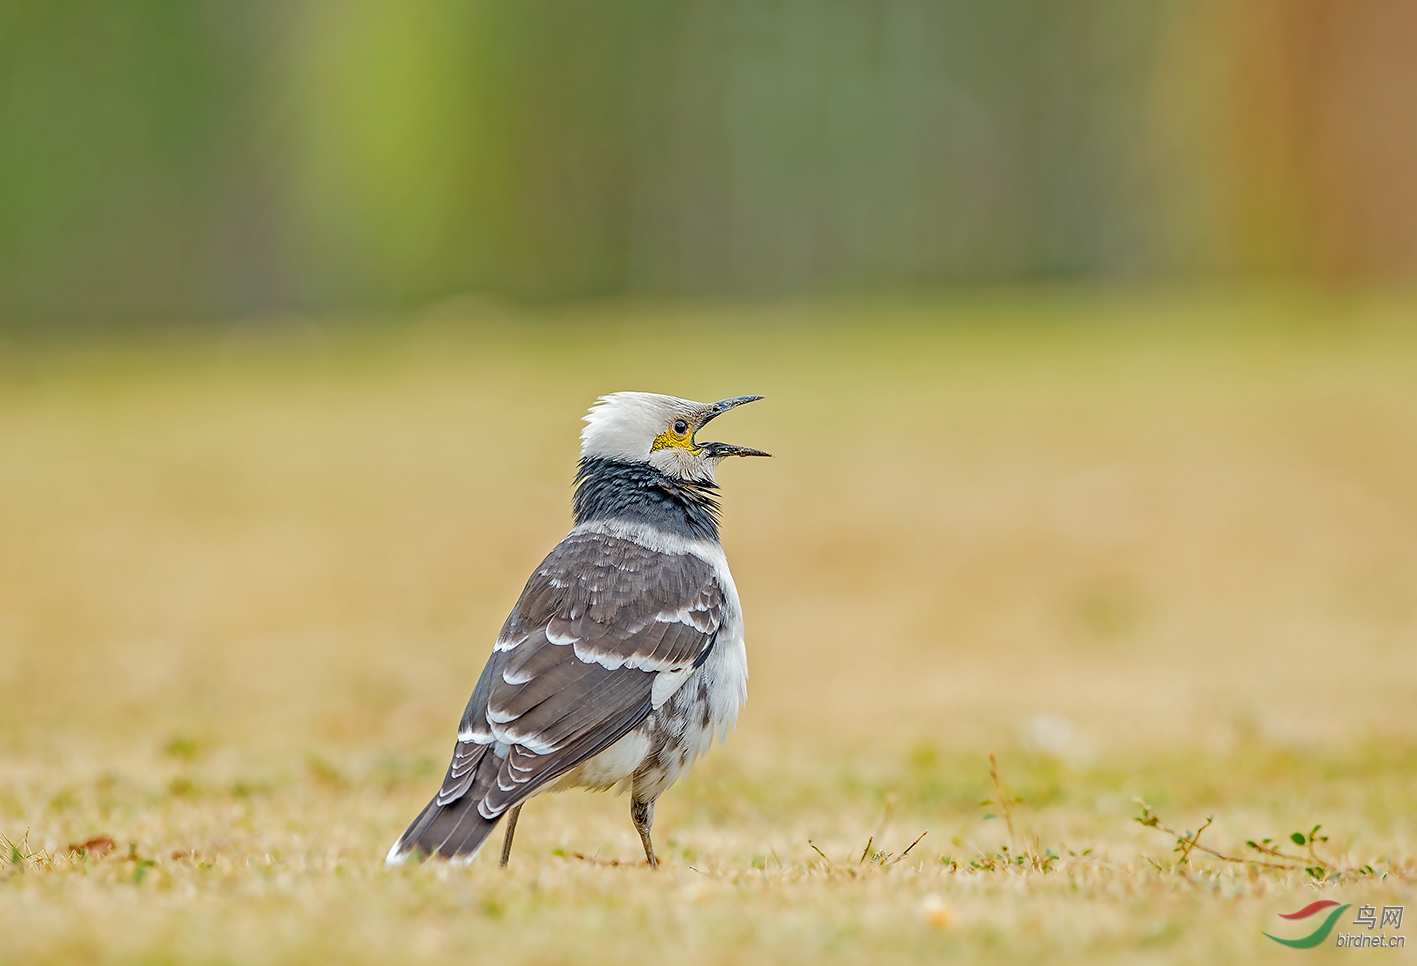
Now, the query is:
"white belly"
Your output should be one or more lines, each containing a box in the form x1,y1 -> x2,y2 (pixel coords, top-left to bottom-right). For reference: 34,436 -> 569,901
550,729 -> 652,792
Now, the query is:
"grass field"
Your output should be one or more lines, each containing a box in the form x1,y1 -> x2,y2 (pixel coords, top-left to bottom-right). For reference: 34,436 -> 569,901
2,291 -> 1415,963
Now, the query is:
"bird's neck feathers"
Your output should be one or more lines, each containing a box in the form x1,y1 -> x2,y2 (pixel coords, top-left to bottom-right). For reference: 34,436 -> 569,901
572,457 -> 722,543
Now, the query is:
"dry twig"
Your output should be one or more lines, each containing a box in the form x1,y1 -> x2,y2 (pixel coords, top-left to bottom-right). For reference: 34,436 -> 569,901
889,831 -> 928,867
987,753 -> 1017,846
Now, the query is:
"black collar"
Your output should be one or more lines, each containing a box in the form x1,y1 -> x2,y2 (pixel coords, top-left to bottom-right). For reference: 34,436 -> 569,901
572,457 -> 721,542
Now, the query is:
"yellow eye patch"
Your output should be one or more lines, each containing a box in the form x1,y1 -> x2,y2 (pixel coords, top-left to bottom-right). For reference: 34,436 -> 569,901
651,429 -> 701,454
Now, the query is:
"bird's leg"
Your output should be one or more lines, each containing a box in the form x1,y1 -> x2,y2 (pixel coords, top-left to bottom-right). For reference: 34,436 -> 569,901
498,804 -> 522,868
631,798 -> 658,869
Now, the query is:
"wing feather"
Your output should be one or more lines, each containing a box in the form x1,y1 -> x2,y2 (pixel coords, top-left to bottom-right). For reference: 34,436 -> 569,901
388,530 -> 725,862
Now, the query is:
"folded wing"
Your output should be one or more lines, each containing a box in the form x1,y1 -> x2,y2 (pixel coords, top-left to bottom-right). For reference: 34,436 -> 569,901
387,530 -> 723,863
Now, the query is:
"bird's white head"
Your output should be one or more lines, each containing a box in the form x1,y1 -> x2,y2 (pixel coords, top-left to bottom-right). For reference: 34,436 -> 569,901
580,392 -> 769,482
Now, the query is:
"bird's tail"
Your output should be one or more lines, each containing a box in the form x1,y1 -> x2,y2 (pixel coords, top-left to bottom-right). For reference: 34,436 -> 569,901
384,793 -> 501,866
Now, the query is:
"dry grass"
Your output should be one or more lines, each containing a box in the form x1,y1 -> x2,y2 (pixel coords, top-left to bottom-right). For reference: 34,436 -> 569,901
2,290 -> 1416,963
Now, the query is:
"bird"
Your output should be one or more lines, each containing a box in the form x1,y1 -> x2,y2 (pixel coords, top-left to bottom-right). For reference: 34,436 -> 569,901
385,392 -> 768,869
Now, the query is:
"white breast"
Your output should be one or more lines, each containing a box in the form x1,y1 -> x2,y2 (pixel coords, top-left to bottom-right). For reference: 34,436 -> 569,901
697,546 -> 749,743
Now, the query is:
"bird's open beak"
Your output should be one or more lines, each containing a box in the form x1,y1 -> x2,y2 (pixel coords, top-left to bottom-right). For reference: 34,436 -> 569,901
697,396 -> 771,458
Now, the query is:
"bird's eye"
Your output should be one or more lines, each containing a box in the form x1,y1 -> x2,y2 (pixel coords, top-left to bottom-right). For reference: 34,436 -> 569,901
673,419 -> 689,436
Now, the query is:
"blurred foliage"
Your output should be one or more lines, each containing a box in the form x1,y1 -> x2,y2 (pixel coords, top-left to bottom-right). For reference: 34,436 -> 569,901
1,1 -> 1415,325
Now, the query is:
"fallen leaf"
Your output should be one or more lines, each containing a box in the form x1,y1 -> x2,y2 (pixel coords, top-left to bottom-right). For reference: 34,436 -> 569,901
69,835 -> 117,858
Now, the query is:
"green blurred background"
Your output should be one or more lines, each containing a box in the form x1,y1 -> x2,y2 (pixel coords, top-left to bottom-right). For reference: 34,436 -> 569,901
3,0 -> 1415,327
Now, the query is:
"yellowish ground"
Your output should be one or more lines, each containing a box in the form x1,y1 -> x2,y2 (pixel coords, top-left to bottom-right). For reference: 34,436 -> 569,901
2,291 -> 1415,963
